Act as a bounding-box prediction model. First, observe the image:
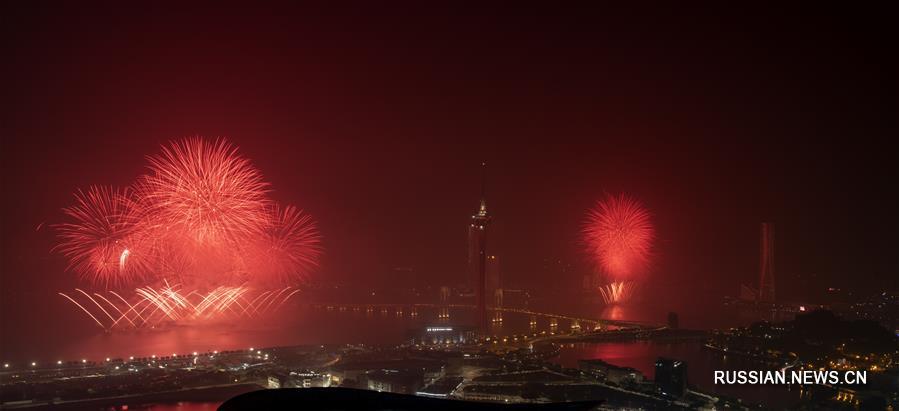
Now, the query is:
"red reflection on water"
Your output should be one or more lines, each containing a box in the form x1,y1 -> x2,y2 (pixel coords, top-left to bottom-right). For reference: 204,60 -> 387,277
601,305 -> 625,321
554,341 -> 660,375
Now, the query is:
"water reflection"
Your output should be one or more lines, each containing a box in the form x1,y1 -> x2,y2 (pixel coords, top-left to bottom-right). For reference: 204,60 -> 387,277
6,300 -> 807,408
14,305 -> 579,363
601,304 -> 625,321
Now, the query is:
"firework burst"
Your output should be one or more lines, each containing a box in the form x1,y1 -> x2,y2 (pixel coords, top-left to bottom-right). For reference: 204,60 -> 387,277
55,186 -> 153,287
246,205 -> 322,287
598,281 -> 639,305
584,194 -> 654,304
584,193 -> 654,279
55,137 -> 322,296
58,282 -> 301,330
139,138 -> 270,245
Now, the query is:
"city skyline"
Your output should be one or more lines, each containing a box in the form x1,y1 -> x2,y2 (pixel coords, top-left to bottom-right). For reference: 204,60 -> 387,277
1,3 -> 896,409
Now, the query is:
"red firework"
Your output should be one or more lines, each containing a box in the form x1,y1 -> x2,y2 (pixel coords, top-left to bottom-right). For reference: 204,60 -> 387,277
598,281 -> 638,305
55,186 -> 153,287
246,205 -> 322,287
139,138 -> 270,245
584,193 -> 654,280
58,283 -> 301,330
55,138 -> 321,290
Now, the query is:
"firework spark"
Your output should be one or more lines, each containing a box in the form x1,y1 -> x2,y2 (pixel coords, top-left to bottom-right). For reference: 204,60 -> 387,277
55,186 -> 152,287
59,283 -> 300,330
139,138 -> 270,245
584,194 -> 654,304
246,205 -> 322,287
55,137 -> 321,327
598,281 -> 638,305
584,193 -> 654,279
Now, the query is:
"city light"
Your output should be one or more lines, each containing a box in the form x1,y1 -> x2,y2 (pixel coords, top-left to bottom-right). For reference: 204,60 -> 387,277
426,327 -> 453,332
1,18 -> 894,409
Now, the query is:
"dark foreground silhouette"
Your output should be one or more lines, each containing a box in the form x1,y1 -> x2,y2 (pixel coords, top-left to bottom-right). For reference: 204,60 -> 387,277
219,388 -> 602,411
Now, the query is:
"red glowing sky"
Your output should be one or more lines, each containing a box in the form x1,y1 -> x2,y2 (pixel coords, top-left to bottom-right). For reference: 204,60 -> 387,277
1,3 -> 896,335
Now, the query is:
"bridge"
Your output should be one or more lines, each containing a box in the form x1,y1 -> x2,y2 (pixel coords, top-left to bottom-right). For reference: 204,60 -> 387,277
307,303 -> 659,330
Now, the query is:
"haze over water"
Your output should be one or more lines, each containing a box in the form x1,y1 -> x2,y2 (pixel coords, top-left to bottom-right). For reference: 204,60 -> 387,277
1,291 -> 825,409
1,294 -> 739,363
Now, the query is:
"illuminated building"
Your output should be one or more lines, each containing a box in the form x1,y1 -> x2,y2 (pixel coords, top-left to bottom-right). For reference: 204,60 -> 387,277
288,371 -> 331,388
654,358 -> 687,399
468,162 -> 492,333
579,359 -> 644,384
411,325 -> 477,345
267,375 -> 282,389
366,369 -> 423,395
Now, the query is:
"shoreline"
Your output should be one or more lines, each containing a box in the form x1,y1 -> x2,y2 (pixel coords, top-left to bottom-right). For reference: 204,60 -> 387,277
1,383 -> 264,410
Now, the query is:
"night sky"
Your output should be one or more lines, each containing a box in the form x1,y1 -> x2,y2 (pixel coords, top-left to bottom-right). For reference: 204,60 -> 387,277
2,4 -> 896,336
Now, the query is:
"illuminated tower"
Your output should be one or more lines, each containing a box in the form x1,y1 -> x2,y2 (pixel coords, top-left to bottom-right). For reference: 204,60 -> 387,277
468,162 -> 492,333
486,255 -> 501,296
439,286 -> 451,319
759,222 -> 775,303
488,255 -> 503,323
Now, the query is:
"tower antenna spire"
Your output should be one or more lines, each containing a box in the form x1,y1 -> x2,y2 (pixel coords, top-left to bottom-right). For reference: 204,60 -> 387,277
479,161 -> 487,215
469,161 -> 493,334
